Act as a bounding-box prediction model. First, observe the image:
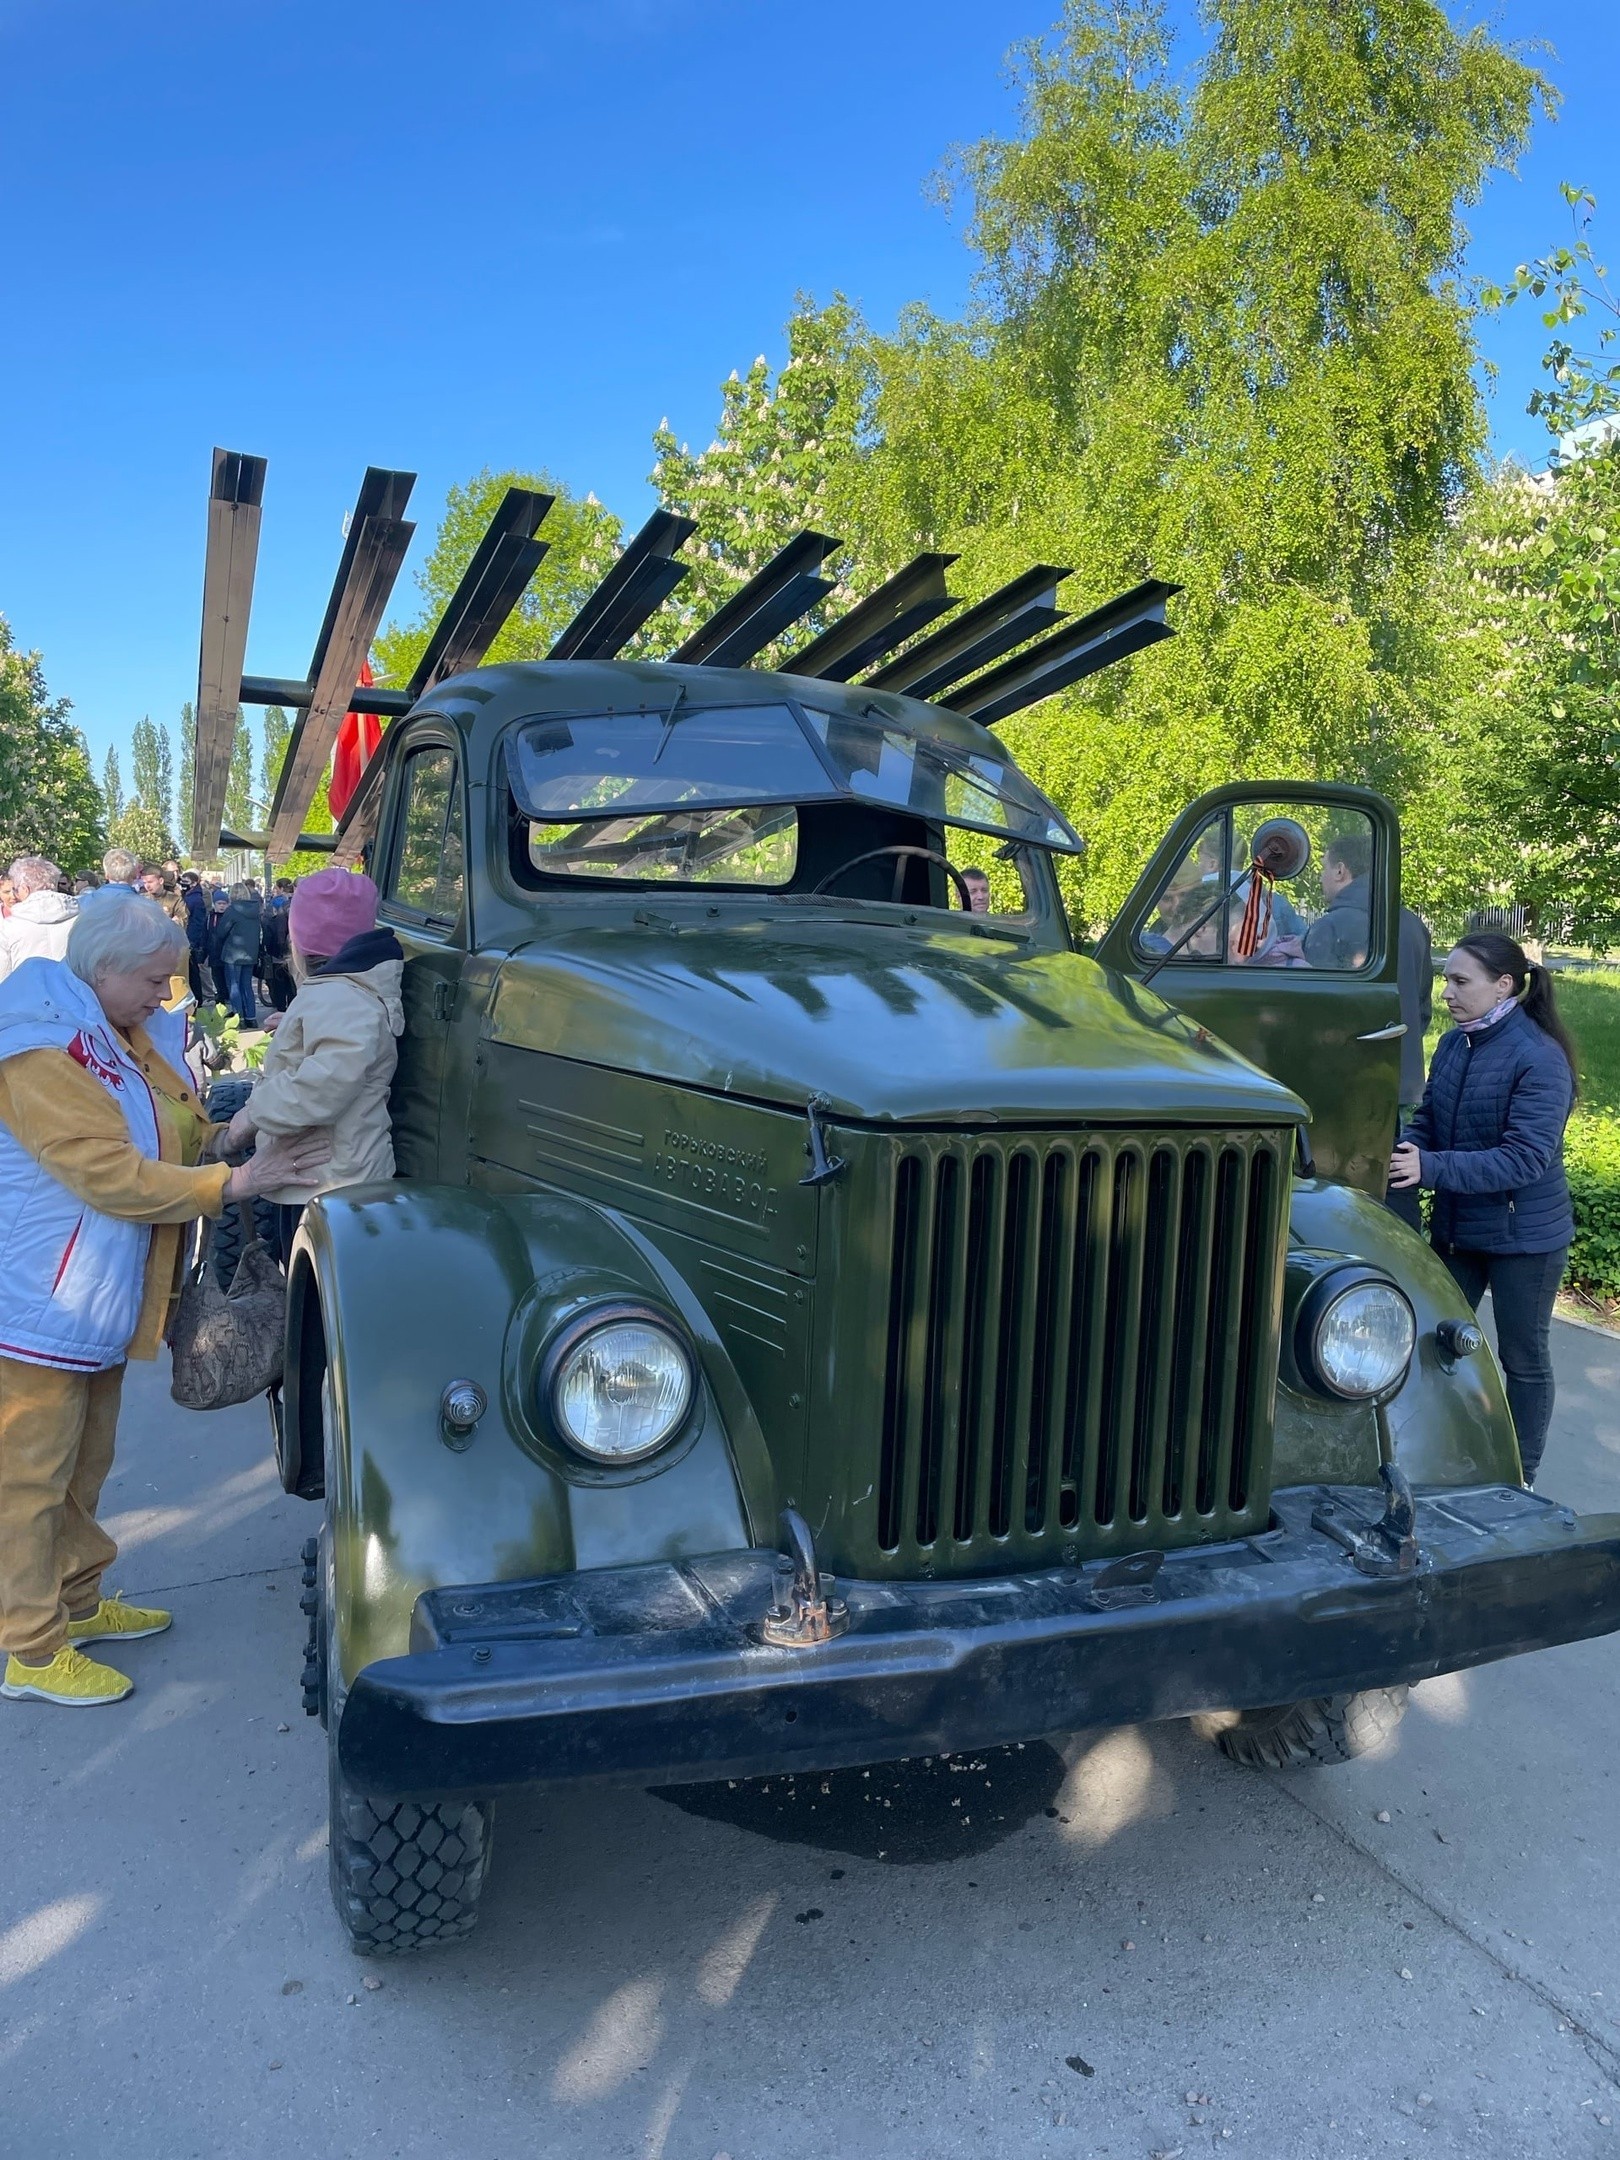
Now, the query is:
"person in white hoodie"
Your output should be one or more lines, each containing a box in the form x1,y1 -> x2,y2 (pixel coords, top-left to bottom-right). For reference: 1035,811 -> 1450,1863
223,867 -> 404,1258
0,858 -> 78,981
0,891 -> 331,1707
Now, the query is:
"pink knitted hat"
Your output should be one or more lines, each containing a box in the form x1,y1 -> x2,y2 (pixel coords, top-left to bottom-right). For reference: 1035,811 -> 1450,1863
288,867 -> 379,958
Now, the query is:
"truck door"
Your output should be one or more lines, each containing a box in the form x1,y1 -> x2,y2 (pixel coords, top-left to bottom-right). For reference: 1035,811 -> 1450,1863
1094,783 -> 1405,1197
375,726 -> 468,1182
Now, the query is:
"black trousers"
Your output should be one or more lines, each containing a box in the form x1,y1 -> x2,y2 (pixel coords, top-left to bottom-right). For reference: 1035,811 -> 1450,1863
1438,1245 -> 1567,1485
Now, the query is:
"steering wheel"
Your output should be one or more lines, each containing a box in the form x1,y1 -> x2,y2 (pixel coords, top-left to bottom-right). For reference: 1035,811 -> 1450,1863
809,844 -> 977,911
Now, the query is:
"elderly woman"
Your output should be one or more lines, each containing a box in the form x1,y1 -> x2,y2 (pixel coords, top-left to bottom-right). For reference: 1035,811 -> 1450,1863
0,857 -> 77,981
0,890 -> 329,1708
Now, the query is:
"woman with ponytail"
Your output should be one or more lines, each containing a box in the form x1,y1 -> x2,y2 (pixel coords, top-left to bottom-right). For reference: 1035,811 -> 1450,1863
1389,933 -> 1577,1485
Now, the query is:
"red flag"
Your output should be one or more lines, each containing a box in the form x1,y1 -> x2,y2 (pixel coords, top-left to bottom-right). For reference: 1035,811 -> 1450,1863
329,659 -> 383,822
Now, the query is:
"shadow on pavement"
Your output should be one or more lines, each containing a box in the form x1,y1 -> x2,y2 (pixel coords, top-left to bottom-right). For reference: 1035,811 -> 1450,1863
649,1741 -> 1069,1863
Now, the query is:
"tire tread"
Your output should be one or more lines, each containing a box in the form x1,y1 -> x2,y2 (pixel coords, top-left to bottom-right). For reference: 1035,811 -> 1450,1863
1192,1686 -> 1409,1770
329,1772 -> 493,1956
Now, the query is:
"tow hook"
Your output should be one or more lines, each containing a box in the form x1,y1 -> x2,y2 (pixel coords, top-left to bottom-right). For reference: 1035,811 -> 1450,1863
798,1096 -> 847,1187
1374,1461 -> 1419,1572
1309,1452 -> 1421,1577
759,1507 -> 850,1647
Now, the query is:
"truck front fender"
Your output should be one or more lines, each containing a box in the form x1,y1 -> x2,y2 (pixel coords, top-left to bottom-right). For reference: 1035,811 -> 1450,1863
288,1183 -> 767,1685
1275,1180 -> 1520,1491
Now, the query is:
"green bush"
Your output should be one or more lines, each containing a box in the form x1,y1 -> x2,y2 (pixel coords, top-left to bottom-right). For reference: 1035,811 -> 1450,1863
1566,1112 -> 1620,1303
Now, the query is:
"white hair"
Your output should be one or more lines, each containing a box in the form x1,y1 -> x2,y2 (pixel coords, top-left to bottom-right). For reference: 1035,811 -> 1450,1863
67,888 -> 186,985
102,847 -> 140,884
8,855 -> 61,898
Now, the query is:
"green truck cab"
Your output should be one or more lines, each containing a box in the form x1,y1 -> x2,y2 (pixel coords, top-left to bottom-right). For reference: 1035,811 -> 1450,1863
272,657 -> 1620,1955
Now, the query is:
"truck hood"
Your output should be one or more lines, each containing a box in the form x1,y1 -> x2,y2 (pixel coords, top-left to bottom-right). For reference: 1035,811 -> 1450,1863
484,919 -> 1305,1129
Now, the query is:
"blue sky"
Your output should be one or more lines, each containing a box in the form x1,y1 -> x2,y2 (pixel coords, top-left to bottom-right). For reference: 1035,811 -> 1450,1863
1,0 -> 1616,770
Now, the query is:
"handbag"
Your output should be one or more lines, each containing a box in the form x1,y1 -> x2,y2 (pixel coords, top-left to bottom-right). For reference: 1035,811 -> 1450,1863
169,1216 -> 286,1410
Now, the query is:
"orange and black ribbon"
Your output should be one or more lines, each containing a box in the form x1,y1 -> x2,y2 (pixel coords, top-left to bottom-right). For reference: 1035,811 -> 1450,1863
1234,859 -> 1274,959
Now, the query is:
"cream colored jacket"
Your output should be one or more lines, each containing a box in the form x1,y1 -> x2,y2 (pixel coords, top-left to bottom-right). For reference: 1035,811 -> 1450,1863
245,957 -> 404,1204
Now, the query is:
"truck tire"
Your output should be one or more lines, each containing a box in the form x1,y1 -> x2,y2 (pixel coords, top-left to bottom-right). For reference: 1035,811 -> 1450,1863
203,1076 -> 279,1288
309,1338 -> 495,1954
1190,1687 -> 1409,1770
328,1761 -> 494,1957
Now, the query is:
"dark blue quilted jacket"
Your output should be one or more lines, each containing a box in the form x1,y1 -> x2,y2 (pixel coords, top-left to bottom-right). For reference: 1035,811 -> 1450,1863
1402,1006 -> 1575,1255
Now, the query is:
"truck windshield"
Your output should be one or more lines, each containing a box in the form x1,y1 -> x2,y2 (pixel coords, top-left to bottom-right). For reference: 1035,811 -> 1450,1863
504,699 -> 1081,855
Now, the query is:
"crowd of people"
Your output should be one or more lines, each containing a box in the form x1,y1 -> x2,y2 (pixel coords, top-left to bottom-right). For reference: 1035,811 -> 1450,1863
0,847 -> 300,1023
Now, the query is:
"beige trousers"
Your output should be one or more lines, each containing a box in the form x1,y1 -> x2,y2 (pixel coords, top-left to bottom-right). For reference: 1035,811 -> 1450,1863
0,1355 -> 125,1661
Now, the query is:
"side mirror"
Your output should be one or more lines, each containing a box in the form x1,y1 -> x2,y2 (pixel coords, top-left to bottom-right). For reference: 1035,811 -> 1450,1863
1249,817 -> 1312,882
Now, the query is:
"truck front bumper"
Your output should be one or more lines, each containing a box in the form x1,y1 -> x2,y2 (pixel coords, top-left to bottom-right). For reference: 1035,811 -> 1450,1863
337,1483 -> 1620,1801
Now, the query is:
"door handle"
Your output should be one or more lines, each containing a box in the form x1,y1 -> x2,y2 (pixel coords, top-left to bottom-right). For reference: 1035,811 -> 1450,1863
1355,1022 -> 1407,1042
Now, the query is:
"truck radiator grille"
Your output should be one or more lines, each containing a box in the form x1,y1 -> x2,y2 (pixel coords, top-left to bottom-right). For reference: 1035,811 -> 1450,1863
875,1131 -> 1287,1564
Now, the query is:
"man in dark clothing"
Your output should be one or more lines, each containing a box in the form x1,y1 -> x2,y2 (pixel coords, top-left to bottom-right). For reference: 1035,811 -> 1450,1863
1386,905 -> 1435,1231
181,875 -> 214,1004
1303,833 -> 1372,970
215,884 -> 263,1025
260,882 -> 296,1012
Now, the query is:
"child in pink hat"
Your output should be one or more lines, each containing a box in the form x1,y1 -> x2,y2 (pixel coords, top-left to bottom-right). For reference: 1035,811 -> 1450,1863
223,869 -> 405,1253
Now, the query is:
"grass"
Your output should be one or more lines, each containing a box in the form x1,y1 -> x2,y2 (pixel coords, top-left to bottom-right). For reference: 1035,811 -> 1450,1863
1556,968 -> 1620,1114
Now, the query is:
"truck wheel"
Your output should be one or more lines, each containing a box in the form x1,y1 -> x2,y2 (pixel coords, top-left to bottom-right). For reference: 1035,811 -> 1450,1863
1190,1687 -> 1409,1770
328,1759 -> 494,1957
202,1076 -> 280,1289
312,1350 -> 495,1954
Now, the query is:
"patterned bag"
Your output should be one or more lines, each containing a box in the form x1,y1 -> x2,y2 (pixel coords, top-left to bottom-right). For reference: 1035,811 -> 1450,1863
169,1218 -> 286,1410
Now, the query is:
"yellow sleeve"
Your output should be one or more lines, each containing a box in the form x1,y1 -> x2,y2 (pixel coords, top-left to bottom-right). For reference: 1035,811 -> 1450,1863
0,1049 -> 231,1224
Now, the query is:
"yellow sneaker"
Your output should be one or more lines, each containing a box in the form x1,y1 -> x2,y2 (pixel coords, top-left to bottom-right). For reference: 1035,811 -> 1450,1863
66,1592 -> 172,1644
2,1646 -> 133,1706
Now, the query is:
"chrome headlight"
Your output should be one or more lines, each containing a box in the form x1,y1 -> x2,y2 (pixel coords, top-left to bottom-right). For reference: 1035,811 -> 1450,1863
1296,1270 -> 1417,1401
541,1306 -> 696,1464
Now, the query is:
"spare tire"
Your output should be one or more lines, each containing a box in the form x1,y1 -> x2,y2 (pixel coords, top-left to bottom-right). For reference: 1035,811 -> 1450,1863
203,1076 -> 280,1289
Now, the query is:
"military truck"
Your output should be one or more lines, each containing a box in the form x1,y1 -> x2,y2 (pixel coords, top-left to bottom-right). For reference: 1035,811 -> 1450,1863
189,456 -> 1620,1954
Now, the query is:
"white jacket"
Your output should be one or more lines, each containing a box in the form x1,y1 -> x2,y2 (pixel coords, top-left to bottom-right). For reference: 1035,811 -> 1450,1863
0,891 -> 78,981
247,951 -> 404,1204
0,960 -> 186,1369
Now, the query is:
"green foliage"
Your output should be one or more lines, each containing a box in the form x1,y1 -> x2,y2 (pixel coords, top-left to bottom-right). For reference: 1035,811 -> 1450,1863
648,298 -> 872,655
631,0 -> 1547,930
0,616 -> 105,875
1432,445 -> 1620,944
278,766 -> 334,882
260,705 -> 290,810
225,708 -> 255,834
1550,978 -> 1620,1301
177,701 -> 196,857
193,1002 -> 268,1072
826,0 -> 1551,927
129,714 -> 174,847
100,746 -> 123,826
375,469 -> 621,688
1567,1111 -> 1620,1302
108,801 -> 172,867
1483,183 -> 1620,443
1558,970 -> 1620,1115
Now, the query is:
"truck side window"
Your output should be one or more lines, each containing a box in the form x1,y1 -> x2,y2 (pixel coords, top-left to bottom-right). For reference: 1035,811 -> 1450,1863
389,746 -> 465,925
1137,806 -> 1377,972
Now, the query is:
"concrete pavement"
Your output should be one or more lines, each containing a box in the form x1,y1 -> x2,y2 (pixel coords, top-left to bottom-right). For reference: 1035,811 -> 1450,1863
2,1322 -> 1617,2159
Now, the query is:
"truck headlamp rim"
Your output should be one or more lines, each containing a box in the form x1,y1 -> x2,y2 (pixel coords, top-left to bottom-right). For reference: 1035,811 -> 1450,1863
1295,1266 -> 1417,1402
538,1302 -> 697,1465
